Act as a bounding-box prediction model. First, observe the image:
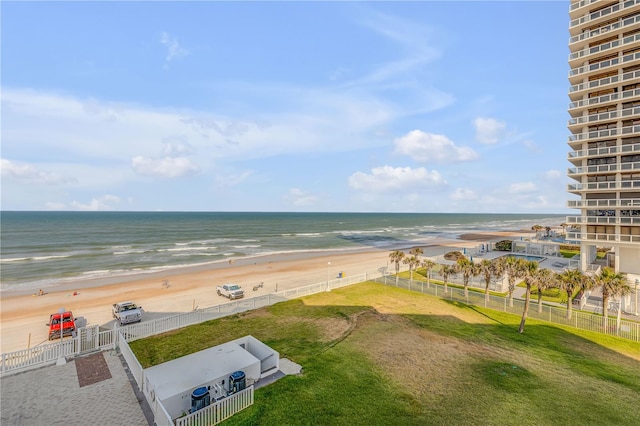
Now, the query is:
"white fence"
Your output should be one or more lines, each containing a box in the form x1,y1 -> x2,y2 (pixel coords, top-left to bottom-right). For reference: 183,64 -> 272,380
375,276 -> 640,342
0,271 -> 376,376
118,332 -> 143,390
175,386 -> 254,426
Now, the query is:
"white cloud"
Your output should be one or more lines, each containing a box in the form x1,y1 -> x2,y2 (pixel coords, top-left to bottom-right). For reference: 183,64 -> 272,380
522,140 -> 542,153
162,140 -> 194,157
393,130 -> 478,163
348,165 -> 447,193
214,171 -> 254,188
544,170 -> 563,180
131,156 -> 199,178
160,32 -> 189,63
474,117 -> 506,144
284,188 -> 318,206
1,158 -> 70,184
45,201 -> 66,210
2,88 -> 395,167
508,182 -> 537,194
450,187 -> 478,201
70,195 -> 121,211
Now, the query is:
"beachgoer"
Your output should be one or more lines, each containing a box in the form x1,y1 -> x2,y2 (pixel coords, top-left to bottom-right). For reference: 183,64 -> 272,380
38,289 -> 45,296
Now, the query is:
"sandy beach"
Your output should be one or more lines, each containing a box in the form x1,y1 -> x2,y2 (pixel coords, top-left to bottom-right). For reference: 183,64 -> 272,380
0,230 -> 533,354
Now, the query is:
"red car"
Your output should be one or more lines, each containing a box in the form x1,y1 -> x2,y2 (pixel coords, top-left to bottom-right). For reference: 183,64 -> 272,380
47,311 -> 76,340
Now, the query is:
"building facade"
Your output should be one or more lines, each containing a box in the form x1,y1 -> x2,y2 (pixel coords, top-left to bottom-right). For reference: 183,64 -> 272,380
567,0 -> 640,275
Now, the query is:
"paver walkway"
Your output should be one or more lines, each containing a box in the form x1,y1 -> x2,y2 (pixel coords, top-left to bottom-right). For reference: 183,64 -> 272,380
0,351 -> 148,426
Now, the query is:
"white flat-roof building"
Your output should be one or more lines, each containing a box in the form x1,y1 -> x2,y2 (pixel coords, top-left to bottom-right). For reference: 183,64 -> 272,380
567,0 -> 640,275
142,335 -> 279,422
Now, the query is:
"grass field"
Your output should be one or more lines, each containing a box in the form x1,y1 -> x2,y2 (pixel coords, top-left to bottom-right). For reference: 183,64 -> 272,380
131,282 -> 640,426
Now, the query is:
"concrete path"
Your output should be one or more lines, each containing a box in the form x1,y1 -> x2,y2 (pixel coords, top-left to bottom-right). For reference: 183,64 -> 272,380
0,351 -> 149,426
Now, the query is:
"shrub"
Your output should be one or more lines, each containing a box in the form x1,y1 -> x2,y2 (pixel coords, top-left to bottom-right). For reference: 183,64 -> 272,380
494,240 -> 513,251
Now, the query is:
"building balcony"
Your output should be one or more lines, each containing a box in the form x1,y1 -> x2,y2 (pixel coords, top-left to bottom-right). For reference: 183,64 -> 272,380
566,215 -> 640,225
569,32 -> 640,66
568,105 -> 640,128
568,143 -> 640,160
568,198 -> 640,208
566,231 -> 640,243
569,51 -> 640,83
569,0 -> 599,15
569,0 -> 640,32
568,69 -> 640,98
569,87 -> 640,112
568,180 -> 640,192
569,11 -> 640,47
568,161 -> 640,176
568,124 -> 640,142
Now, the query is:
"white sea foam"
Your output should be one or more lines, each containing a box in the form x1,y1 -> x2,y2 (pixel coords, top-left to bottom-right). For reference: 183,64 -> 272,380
0,254 -> 73,263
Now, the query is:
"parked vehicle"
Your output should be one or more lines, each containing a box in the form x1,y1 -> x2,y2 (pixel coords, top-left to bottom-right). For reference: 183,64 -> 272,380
216,284 -> 244,300
47,311 -> 76,340
112,301 -> 143,326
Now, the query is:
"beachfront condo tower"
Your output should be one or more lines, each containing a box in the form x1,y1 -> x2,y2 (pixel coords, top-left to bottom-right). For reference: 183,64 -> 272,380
567,0 -> 640,277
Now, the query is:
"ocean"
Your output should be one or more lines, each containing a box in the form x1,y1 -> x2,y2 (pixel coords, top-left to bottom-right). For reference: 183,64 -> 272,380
0,211 -> 564,291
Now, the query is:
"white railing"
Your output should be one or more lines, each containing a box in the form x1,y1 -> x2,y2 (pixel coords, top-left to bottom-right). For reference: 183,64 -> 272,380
569,69 -> 640,94
568,161 -> 640,176
0,270 -> 379,376
568,106 -> 640,126
175,386 -> 254,426
570,11 -> 640,45
569,56 -> 620,78
375,277 -> 640,342
570,0 -> 639,29
0,338 -> 77,375
570,0 -> 598,13
566,215 -> 640,225
568,124 -> 640,142
568,180 -> 640,191
119,333 -> 143,389
568,198 -> 640,207
566,231 -> 640,243
568,143 -> 640,159
569,49 -> 640,78
570,38 -> 620,62
569,88 -> 640,111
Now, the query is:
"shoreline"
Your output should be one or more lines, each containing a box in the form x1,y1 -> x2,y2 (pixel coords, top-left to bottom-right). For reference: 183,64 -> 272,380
0,229 -> 536,296
0,230 -> 534,353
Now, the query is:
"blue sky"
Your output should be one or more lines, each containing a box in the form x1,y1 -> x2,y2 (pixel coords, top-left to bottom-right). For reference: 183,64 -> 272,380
2,1 -> 573,213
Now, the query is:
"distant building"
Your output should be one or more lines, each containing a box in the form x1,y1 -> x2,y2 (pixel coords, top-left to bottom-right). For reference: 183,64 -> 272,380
566,0 -> 640,276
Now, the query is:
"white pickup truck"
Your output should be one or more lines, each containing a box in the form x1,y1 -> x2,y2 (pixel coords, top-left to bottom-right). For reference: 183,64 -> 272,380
216,284 -> 244,300
112,301 -> 143,326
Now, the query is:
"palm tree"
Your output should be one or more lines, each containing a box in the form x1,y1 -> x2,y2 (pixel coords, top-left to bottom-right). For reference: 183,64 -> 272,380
477,259 -> 494,306
531,224 -> 543,240
492,256 -> 506,293
535,268 -> 556,313
560,222 -> 569,236
403,255 -> 421,288
409,247 -> 423,258
421,259 -> 436,289
501,256 -> 526,307
389,251 -> 405,287
439,264 -> 455,294
456,257 -> 477,299
557,269 -> 585,320
518,260 -> 539,333
594,268 -> 628,327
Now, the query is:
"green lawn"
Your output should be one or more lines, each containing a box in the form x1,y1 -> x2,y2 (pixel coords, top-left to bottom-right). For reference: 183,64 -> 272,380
131,282 -> 640,426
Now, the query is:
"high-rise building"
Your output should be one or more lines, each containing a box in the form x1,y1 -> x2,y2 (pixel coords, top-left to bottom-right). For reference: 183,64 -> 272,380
567,0 -> 640,276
